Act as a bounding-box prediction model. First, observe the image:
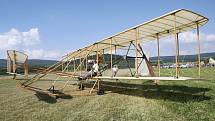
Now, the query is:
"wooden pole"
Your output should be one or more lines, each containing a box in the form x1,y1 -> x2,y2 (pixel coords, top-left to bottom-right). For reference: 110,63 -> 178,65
96,43 -> 99,64
156,34 -> 160,76
85,57 -> 88,72
73,57 -> 76,72
24,57 -> 28,78
115,45 -> 117,61
110,38 -> 113,76
80,56 -> 82,75
103,49 -> 105,63
9,56 -> 11,73
135,28 -> 139,77
176,33 -> 180,76
197,23 -> 201,78
96,43 -> 101,92
7,53 -> 11,73
97,79 -> 100,92
61,60 -> 64,72
67,54 -> 69,72
90,79 -> 98,93
12,50 -> 16,79
6,54 -> 8,72
173,14 -> 179,78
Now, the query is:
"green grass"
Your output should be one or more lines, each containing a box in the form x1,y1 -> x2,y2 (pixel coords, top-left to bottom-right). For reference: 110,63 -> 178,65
0,67 -> 215,121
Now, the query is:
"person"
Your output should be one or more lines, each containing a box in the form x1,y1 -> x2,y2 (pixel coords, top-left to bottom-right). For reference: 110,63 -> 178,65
78,61 -> 100,90
112,65 -> 118,77
81,61 -> 99,80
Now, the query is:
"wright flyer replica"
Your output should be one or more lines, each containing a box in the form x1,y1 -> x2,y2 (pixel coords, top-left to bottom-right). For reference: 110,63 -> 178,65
21,9 -> 209,95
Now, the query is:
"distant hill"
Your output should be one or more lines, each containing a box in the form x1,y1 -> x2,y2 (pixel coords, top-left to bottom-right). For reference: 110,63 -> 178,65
28,59 -> 58,67
150,52 -> 215,63
0,59 -> 59,75
0,59 -> 58,68
0,52 -> 215,69
0,59 -> 6,68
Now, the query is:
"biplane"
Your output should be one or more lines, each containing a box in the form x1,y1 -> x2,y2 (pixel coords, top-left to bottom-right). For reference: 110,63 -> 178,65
20,9 -> 208,95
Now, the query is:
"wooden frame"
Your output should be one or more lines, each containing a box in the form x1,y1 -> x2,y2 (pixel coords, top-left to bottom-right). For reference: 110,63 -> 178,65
20,9 -> 208,95
6,50 -> 28,79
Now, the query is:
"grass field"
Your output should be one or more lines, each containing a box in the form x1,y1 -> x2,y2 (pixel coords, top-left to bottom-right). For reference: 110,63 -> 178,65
0,67 -> 215,121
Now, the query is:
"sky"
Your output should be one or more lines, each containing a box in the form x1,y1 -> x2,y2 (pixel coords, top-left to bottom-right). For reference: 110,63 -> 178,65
0,0 -> 215,60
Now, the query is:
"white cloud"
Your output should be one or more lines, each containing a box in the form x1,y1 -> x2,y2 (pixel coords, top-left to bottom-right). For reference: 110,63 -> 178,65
0,28 -> 63,60
22,28 -> 40,46
204,34 -> 215,41
180,31 -> 215,43
140,31 -> 215,57
24,49 -> 62,60
0,28 -> 40,50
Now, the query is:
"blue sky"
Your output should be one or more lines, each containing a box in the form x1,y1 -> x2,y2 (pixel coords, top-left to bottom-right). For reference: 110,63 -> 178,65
0,0 -> 215,59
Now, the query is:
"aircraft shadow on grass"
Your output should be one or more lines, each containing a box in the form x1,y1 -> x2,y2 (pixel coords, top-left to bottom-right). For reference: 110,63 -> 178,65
84,80 -> 211,103
34,91 -> 58,103
21,79 -> 211,103
34,91 -> 73,104
25,85 -> 73,104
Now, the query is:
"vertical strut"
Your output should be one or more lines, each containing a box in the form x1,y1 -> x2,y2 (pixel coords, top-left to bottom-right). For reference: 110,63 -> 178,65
135,28 -> 139,76
176,33 -> 180,76
67,54 -> 69,72
173,14 -> 179,78
61,60 -> 64,72
96,43 -> 99,64
86,55 -> 88,71
197,23 -> 201,78
73,57 -> 76,72
79,56 -> 82,76
7,52 -> 11,73
114,45 -> 117,61
156,34 -> 160,76
110,38 -> 113,76
13,50 -> 16,79
24,57 -> 28,78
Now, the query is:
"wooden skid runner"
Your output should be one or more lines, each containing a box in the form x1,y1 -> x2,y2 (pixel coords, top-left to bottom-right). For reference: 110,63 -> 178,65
92,76 -> 195,81
55,74 -> 196,81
